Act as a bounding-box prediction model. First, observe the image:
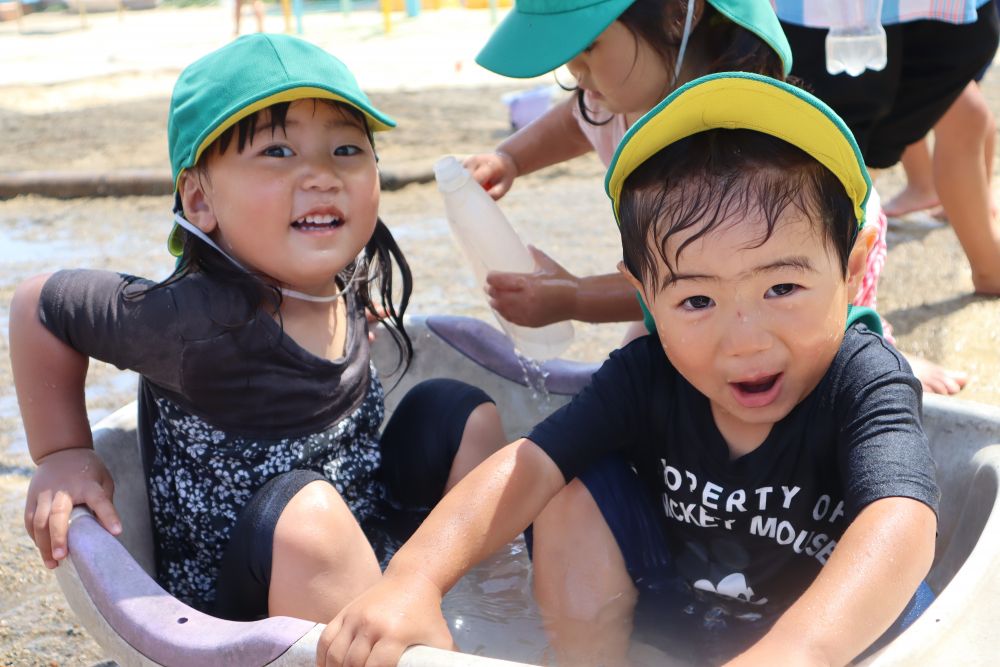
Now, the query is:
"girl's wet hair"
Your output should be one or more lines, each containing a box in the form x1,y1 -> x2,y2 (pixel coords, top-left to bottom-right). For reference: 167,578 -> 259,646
145,100 -> 414,368
619,129 -> 857,292
574,0 -> 786,125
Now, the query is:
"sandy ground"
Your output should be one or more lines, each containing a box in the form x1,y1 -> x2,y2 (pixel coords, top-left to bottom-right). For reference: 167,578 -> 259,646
1,5 -> 999,666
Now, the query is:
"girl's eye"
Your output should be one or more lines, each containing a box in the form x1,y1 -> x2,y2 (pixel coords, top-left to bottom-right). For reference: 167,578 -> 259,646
582,41 -> 596,54
334,144 -> 363,157
766,283 -> 799,298
262,145 -> 293,158
681,295 -> 714,311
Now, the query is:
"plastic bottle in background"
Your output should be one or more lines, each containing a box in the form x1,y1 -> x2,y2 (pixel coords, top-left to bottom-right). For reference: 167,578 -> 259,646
825,0 -> 887,76
433,156 -> 574,360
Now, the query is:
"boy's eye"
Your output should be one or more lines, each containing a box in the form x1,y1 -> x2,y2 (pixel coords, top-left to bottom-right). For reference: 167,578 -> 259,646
681,295 -> 714,311
334,144 -> 363,157
262,145 -> 294,158
766,283 -> 799,298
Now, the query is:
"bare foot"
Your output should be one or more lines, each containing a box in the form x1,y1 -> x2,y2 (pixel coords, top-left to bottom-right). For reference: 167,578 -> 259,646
905,354 -> 969,395
884,186 -> 940,218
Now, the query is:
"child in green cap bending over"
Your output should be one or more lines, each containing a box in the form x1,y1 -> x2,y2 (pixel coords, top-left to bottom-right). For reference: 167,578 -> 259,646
318,73 -> 939,667
11,34 -> 504,623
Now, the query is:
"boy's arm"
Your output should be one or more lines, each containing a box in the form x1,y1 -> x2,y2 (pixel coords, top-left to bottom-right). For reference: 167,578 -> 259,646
726,496 -> 936,667
317,438 -> 566,667
10,274 -> 121,567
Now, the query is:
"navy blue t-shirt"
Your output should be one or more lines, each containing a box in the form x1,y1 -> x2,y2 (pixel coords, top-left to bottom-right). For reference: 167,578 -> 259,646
528,325 -> 939,615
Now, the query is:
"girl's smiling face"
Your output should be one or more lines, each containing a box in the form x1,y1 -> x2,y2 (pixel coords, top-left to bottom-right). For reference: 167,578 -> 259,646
624,209 -> 873,453
179,99 -> 379,297
566,21 -> 674,119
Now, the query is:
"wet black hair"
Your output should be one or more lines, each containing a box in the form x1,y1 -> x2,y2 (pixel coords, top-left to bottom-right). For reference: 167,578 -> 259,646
572,0 -> 786,125
146,99 -> 413,368
619,129 -> 857,292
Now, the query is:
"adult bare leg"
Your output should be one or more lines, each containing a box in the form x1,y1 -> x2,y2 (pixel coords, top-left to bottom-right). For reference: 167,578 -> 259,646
933,82 -> 1000,294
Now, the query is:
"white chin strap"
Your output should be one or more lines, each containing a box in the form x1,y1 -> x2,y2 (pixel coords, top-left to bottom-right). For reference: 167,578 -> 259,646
673,0 -> 696,85
172,212 -> 249,272
172,212 -> 342,303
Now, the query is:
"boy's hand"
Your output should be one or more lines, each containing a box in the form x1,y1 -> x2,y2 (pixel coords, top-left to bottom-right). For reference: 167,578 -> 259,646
317,570 -> 454,667
463,151 -> 519,200
24,447 -> 121,569
486,246 -> 579,327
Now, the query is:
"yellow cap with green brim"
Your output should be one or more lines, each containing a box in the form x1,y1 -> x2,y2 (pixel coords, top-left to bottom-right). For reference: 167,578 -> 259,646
166,33 -> 395,257
475,0 -> 792,78
605,72 -> 871,229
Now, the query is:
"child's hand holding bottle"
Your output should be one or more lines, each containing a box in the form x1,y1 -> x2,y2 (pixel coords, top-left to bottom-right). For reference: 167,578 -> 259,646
463,150 -> 520,200
25,447 -> 121,569
485,245 -> 580,327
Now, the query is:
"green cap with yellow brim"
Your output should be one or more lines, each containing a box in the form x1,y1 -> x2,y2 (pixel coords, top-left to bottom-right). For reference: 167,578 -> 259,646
475,0 -> 792,79
605,72 -> 871,231
166,33 -> 395,256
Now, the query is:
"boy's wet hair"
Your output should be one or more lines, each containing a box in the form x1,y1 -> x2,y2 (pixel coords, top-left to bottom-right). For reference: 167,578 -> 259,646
576,0 -> 786,125
619,129 -> 857,291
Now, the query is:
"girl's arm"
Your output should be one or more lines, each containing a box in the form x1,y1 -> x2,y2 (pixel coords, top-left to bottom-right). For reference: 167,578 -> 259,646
10,274 -> 122,568
725,497 -> 937,667
486,250 -> 644,326
317,438 -> 566,667
465,97 -> 593,199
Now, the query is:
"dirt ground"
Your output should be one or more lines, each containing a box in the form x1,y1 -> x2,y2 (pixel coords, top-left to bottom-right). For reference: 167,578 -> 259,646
1,8 -> 1000,666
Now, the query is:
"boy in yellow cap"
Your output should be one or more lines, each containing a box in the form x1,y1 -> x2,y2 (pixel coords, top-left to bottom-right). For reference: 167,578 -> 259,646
317,73 -> 938,667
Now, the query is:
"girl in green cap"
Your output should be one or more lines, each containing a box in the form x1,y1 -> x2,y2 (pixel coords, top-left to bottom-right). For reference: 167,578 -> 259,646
465,0 -> 791,338
11,34 -> 504,625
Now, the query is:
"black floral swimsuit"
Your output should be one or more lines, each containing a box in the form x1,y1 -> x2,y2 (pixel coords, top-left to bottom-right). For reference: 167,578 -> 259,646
148,367 -> 385,610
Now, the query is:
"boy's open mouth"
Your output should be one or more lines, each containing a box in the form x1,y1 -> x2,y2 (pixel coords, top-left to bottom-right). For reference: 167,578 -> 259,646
729,373 -> 783,408
292,214 -> 343,231
736,375 -> 778,393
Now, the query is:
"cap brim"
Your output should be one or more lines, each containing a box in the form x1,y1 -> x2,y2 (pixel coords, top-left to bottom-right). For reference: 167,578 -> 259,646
476,0 -> 634,78
606,72 -> 870,227
708,0 -> 793,76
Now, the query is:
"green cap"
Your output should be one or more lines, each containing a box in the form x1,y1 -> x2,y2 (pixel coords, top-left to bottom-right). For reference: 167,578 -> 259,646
167,34 -> 395,255
475,0 -> 792,78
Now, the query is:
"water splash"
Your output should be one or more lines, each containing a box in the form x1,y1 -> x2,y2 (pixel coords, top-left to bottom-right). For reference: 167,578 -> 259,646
515,353 -> 554,407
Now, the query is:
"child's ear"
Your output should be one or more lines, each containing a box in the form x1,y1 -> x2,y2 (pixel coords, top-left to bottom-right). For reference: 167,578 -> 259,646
846,225 -> 878,301
178,170 -> 218,234
617,261 -> 648,300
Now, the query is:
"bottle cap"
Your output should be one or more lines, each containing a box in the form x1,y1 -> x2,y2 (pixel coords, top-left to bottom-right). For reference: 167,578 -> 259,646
433,156 -> 469,193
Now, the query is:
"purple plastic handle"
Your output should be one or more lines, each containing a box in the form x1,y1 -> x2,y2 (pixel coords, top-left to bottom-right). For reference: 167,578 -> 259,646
68,513 -> 315,666
425,316 -> 600,395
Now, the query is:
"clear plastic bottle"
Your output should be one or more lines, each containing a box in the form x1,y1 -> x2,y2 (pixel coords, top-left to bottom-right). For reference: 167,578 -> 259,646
434,156 -> 574,360
825,0 -> 887,76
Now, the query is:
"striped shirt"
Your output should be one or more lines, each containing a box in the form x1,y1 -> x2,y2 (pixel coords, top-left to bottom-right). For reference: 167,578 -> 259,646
772,0 -> 991,27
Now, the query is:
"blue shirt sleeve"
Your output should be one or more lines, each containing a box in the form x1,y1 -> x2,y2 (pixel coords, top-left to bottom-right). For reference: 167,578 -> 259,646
527,336 -> 658,482
834,328 -> 940,519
